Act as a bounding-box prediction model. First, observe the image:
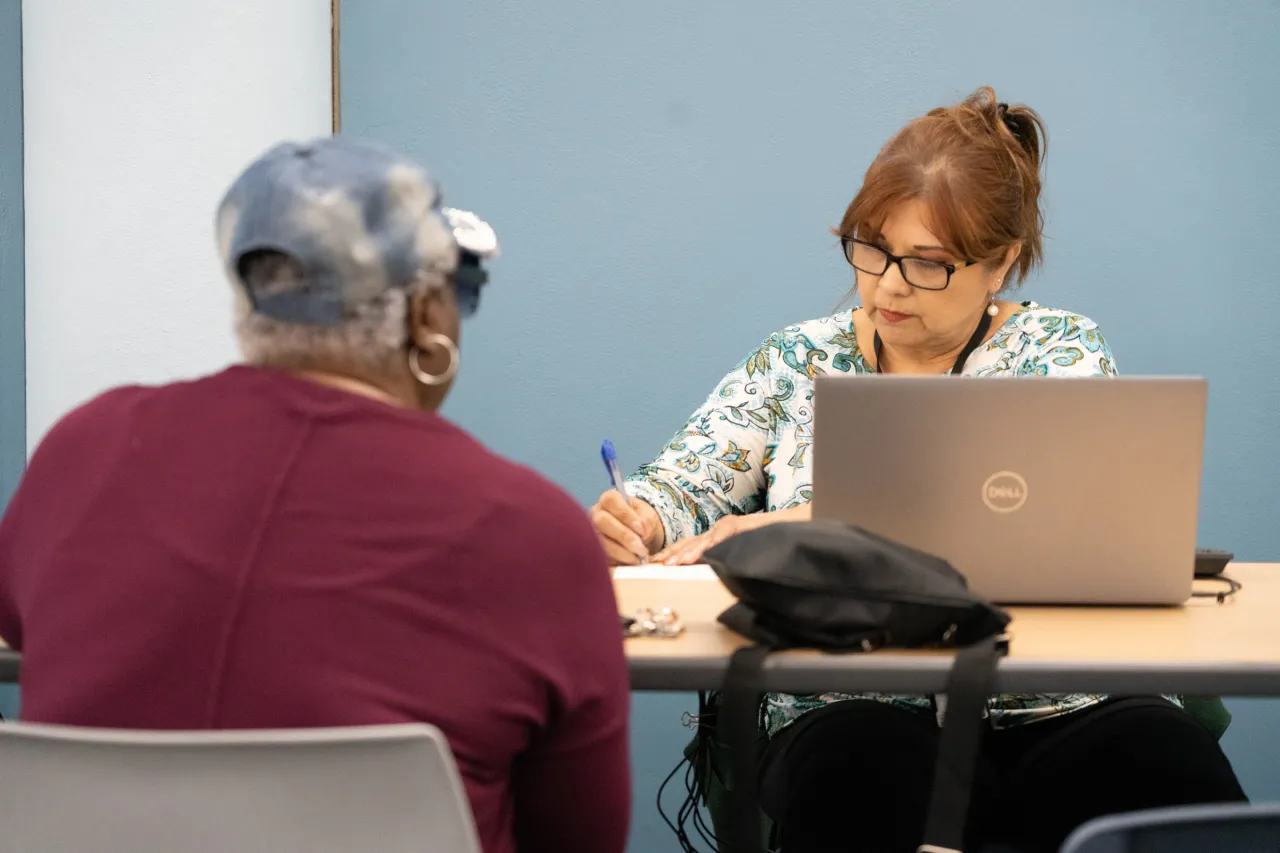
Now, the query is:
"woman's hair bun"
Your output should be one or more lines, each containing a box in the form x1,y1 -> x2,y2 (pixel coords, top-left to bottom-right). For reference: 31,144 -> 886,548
963,87 -> 1045,173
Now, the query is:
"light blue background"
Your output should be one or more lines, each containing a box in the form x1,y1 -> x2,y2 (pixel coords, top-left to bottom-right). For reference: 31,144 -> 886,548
0,0 -> 1272,845
341,1 -> 1280,848
0,0 -> 23,507
0,0 -> 23,721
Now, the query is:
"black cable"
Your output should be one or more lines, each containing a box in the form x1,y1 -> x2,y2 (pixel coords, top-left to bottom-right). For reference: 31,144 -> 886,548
690,690 -> 724,851
690,691 -> 717,843
658,742 -> 713,851
656,692 -> 727,853
682,759 -> 718,850
692,804 -> 719,848
656,753 -> 696,850
1192,575 -> 1242,603
684,757 -> 718,852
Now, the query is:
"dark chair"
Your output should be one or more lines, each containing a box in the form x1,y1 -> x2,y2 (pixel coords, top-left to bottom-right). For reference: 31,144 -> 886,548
1061,802 -> 1280,853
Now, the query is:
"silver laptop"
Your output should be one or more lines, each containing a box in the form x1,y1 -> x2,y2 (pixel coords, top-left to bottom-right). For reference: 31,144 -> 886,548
812,376 -> 1207,605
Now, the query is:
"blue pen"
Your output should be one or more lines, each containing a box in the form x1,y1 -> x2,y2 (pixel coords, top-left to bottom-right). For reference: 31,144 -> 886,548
601,440 -> 648,564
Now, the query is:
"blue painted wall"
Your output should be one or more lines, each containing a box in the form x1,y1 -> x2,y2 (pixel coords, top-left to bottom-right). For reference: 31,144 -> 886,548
0,0 -> 22,507
0,0 -> 22,721
340,1 -> 1280,847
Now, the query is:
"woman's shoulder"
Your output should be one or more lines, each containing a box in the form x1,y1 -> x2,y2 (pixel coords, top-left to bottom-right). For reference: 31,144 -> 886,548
768,307 -> 860,343
394,425 -> 607,568
988,301 -> 1116,376
28,383 -> 153,462
749,309 -> 864,378
424,424 -> 577,508
1007,302 -> 1104,333
999,302 -> 1109,349
456,437 -> 602,541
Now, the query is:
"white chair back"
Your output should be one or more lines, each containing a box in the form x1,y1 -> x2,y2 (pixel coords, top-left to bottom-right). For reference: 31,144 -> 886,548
0,722 -> 481,853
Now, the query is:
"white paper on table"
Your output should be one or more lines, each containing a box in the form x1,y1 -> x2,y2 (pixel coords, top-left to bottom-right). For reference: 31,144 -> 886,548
613,564 -> 717,581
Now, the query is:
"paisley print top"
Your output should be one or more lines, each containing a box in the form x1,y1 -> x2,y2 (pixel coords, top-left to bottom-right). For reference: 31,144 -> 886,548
626,302 -> 1173,735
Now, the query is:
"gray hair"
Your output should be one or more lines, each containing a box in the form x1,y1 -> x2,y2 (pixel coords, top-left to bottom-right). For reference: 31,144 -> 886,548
233,250 -> 441,375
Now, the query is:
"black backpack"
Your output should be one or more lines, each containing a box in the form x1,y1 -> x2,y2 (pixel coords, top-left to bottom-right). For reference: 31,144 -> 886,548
702,520 -> 1011,853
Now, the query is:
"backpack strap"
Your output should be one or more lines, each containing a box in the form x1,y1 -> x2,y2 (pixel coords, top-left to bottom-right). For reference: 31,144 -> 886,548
722,643 -> 771,853
723,637 -> 1005,853
918,635 -> 1005,853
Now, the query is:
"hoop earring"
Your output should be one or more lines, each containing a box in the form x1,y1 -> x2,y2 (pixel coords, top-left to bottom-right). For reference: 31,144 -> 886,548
408,333 -> 459,386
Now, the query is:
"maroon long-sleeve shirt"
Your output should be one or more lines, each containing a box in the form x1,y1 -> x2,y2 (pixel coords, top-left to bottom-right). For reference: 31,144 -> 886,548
0,365 -> 631,853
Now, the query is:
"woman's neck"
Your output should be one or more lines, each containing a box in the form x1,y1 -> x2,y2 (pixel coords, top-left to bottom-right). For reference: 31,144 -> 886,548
292,368 -> 415,408
876,341 -> 968,375
866,302 -> 1013,375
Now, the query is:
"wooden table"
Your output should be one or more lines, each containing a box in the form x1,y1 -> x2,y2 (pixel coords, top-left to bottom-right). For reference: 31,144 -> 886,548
617,564 -> 1280,695
0,566 -> 1274,694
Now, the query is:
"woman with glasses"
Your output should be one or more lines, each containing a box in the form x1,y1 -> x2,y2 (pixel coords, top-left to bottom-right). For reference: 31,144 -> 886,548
0,138 -> 631,853
591,88 -> 1244,851
590,88 -> 1115,567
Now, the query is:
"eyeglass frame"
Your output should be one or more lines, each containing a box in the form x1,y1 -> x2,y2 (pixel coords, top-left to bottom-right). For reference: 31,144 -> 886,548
840,236 -> 976,292
450,251 -> 488,318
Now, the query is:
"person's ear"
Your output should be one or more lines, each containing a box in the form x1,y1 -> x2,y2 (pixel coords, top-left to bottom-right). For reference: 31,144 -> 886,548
407,282 -> 461,350
404,282 -> 462,411
992,244 -> 1023,294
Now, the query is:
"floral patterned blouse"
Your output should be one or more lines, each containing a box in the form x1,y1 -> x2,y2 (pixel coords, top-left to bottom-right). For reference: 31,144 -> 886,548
625,301 -> 1170,735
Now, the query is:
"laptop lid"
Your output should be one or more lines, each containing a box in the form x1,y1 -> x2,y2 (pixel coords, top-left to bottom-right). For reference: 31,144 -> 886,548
811,376 -> 1206,605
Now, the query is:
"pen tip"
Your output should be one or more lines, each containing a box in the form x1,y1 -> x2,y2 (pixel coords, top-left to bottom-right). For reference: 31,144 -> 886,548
601,440 -> 616,461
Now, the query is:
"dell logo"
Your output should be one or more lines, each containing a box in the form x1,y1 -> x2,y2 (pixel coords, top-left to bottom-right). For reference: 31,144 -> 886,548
982,471 -> 1028,514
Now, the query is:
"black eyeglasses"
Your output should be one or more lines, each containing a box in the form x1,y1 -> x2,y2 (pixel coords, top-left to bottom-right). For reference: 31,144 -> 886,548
840,237 -> 972,292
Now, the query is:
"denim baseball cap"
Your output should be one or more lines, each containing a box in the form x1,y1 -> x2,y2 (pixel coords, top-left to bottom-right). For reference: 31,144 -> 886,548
216,136 -> 497,325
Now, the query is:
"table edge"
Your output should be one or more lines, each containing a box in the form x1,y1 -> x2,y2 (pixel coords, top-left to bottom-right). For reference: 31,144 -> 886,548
629,655 -> 1280,695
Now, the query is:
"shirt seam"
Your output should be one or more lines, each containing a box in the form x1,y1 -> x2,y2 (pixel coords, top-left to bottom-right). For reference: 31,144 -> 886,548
201,416 -> 316,728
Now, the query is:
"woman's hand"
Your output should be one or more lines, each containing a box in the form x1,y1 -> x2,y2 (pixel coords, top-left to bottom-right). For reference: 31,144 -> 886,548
652,505 -> 812,566
590,491 -> 665,566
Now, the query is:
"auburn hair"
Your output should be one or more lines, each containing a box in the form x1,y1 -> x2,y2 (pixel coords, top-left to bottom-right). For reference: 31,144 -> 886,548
838,86 -> 1046,284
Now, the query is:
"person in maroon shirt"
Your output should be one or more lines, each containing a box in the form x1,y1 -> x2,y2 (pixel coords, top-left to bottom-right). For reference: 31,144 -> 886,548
0,138 -> 631,853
